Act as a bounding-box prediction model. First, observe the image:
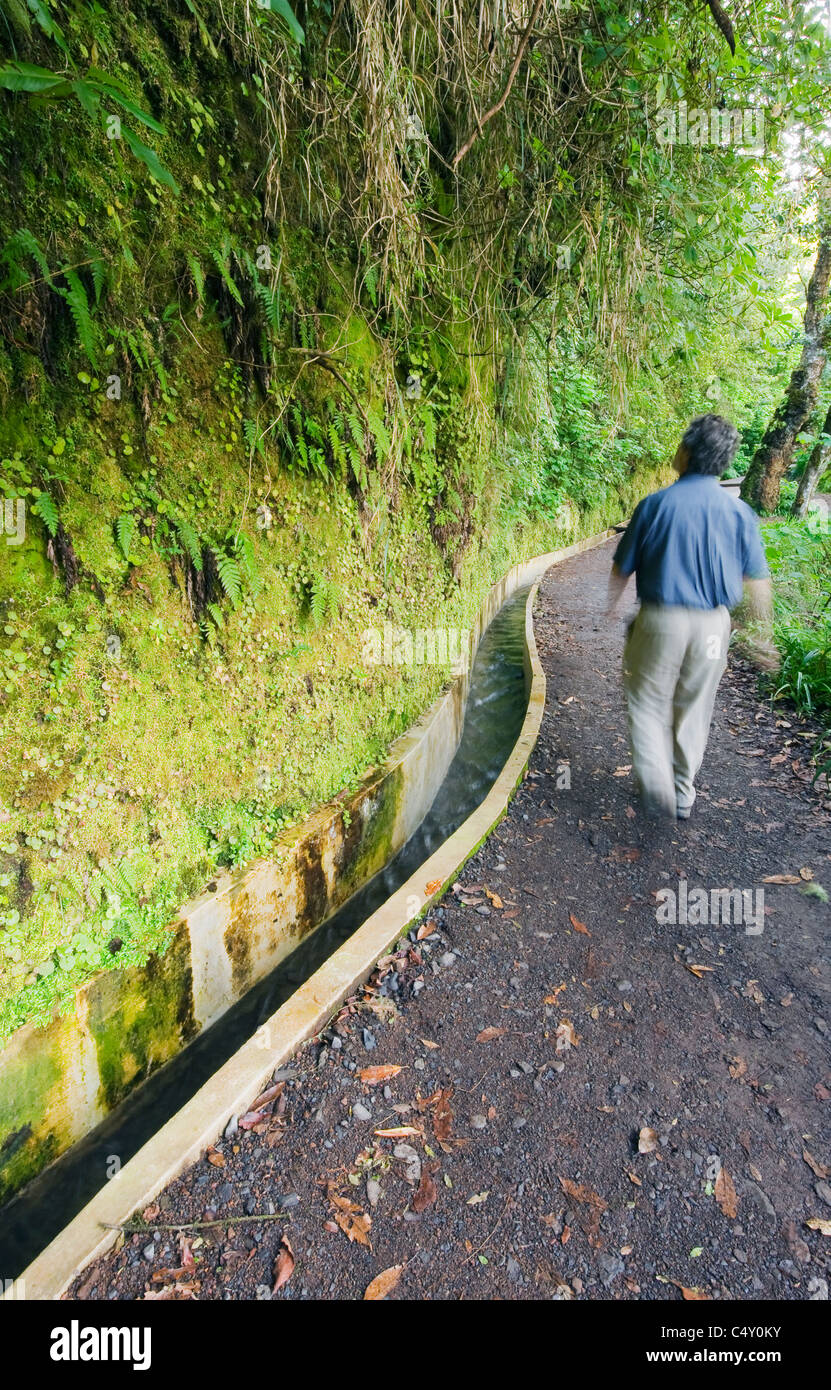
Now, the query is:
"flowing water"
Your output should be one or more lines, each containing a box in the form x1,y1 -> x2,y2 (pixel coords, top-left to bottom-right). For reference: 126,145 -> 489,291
0,586 -> 531,1278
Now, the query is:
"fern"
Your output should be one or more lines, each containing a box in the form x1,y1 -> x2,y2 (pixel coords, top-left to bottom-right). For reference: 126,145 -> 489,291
206,601 -> 224,629
243,417 -> 265,459
326,578 -> 342,617
309,574 -> 340,628
90,257 -> 107,305
33,490 -> 59,537
327,418 -> 347,471
422,402 -> 437,455
115,512 -> 135,561
213,548 -> 242,606
310,575 -> 329,629
231,529 -> 256,578
124,327 -> 149,371
175,518 -> 203,572
0,227 -> 52,291
60,270 -> 96,364
366,406 -> 390,464
255,280 -> 281,332
363,262 -> 378,308
186,253 -> 205,304
209,241 -> 243,306
347,411 -> 365,452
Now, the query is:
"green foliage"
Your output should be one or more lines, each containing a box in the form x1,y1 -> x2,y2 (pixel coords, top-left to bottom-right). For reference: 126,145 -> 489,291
761,516 -> 831,782
309,573 -> 341,629
32,488 -> 58,536
211,545 -> 243,607
115,511 -> 134,560
175,517 -> 203,573
0,61 -> 178,190
60,269 -> 96,364
260,0 -> 304,46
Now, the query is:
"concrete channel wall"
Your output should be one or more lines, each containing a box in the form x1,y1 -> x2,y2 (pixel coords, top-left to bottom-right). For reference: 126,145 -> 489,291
0,531 -> 614,1207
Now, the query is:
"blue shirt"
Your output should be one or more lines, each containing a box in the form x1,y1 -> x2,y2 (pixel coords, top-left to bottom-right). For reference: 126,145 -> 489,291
613,473 -> 769,610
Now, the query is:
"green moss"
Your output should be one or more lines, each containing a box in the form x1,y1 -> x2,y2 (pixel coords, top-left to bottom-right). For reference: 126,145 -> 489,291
0,1024 -> 63,1202
87,924 -> 197,1112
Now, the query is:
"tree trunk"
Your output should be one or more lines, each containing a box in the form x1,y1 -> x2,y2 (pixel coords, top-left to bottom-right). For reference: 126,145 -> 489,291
741,216 -> 831,512
792,401 -> 831,517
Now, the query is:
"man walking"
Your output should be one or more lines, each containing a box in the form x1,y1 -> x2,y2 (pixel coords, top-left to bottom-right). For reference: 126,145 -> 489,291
607,413 -> 775,820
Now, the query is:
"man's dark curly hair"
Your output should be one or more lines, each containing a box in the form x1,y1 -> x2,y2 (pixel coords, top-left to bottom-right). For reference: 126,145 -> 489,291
681,413 -> 740,477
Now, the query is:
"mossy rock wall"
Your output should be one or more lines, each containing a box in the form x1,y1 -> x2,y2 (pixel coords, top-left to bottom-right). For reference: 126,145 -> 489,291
0,534 -> 558,1203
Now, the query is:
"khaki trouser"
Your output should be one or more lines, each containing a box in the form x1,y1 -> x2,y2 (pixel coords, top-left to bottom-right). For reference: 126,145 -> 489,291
623,603 -> 730,818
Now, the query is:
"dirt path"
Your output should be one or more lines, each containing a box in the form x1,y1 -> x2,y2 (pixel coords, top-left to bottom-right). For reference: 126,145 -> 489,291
72,540 -> 831,1302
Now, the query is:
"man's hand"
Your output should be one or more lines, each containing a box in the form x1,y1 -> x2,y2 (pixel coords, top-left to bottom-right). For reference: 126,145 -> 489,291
735,577 -> 780,673
606,562 -> 631,617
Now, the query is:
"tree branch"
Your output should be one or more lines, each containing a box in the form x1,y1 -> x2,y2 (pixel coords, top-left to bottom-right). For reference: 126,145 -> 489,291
452,0 -> 545,170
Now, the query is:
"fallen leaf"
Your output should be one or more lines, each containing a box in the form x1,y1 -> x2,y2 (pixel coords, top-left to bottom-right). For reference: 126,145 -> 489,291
803,1148 -> 830,1180
611,845 -> 640,863
569,912 -> 591,936
669,1280 -> 710,1300
328,1188 -> 373,1246
476,1026 -> 507,1043
638,1127 -> 659,1154
467,1191 -> 490,1206
359,1065 -> 402,1085
714,1166 -> 739,1219
799,866 -> 814,881
272,1235 -> 295,1292
625,806 -> 636,819
806,1217 -> 831,1235
420,1038 -> 440,1050
364,1266 -> 403,1301
627,1171 -> 642,1187
761,874 -> 801,885
412,1165 -> 438,1213
484,887 -> 504,909
424,879 -> 442,895
206,1149 -> 225,1167
613,765 -> 632,777
374,1126 -> 420,1138
555,1019 -> 580,1052
559,1177 -> 607,1211
687,963 -> 715,978
416,919 -> 437,941
433,1087 -> 454,1143
729,1056 -> 747,1080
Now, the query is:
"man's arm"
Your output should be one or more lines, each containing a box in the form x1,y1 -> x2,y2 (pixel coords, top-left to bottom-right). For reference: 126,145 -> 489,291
606,561 -> 632,616
736,507 -> 778,672
740,575 -> 779,672
607,501 -> 645,616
